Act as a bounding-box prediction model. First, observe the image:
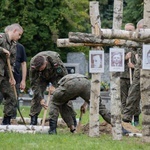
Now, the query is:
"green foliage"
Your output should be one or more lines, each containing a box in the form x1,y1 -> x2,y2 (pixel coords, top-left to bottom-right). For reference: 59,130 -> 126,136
0,0 -> 145,90
101,81 -> 110,91
123,0 -> 143,27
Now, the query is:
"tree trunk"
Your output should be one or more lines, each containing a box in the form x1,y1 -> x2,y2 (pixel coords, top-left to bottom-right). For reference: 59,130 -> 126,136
89,1 -> 101,137
0,125 -> 49,134
141,0 -> 150,143
68,33 -> 141,48
111,0 -> 123,140
57,38 -> 85,47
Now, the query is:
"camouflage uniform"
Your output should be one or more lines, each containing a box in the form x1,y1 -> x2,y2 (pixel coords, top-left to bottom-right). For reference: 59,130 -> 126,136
122,48 -> 142,122
0,33 -> 17,124
120,48 -> 136,113
29,51 -> 76,124
49,74 -> 111,129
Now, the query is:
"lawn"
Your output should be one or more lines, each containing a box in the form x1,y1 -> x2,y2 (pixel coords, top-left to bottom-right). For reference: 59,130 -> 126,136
0,104 -> 150,150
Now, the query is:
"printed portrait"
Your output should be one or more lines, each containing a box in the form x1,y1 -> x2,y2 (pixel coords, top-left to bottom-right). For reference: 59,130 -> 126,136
142,44 -> 150,70
109,48 -> 124,72
89,50 -> 104,73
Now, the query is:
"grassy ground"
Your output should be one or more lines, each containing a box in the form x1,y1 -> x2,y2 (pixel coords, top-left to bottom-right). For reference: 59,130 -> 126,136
0,104 -> 150,150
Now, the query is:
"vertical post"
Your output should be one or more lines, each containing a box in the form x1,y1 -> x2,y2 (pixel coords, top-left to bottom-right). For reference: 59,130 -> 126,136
141,0 -> 150,143
89,1 -> 101,137
111,0 -> 123,140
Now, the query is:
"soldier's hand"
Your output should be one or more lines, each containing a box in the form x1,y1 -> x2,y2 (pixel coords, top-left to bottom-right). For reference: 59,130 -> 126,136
80,105 -> 86,114
125,52 -> 131,60
49,85 -> 55,95
9,77 -> 16,86
3,48 -> 10,57
128,62 -> 134,68
40,99 -> 48,110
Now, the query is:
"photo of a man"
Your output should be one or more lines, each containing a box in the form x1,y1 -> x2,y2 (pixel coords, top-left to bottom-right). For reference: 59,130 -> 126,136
111,52 -> 122,67
89,50 -> 104,73
146,50 -> 150,64
142,44 -> 150,70
91,54 -> 102,68
109,48 -> 124,72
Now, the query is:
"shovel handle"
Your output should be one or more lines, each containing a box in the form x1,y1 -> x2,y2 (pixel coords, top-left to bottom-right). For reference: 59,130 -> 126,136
6,56 -> 27,126
129,58 -> 132,85
41,85 -> 51,128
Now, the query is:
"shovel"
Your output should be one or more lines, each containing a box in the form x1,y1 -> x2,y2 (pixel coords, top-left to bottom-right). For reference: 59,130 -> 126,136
76,109 -> 83,133
41,84 -> 51,131
6,56 -> 27,126
129,58 -> 135,126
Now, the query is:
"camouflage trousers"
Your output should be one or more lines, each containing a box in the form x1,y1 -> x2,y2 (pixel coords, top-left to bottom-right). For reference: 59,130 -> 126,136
0,76 -> 17,117
123,64 -> 141,122
49,77 -> 111,127
29,80 -> 77,120
120,78 -> 131,114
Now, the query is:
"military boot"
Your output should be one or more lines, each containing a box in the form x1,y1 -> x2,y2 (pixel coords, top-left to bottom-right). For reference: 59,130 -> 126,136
134,115 -> 139,126
30,115 -> 38,125
48,119 -> 57,134
72,116 -> 77,127
1,116 -> 11,125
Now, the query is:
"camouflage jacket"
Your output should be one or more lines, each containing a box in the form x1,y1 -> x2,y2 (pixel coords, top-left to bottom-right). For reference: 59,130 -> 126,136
30,51 -> 68,100
58,74 -> 87,86
120,47 -> 137,79
0,33 -> 16,77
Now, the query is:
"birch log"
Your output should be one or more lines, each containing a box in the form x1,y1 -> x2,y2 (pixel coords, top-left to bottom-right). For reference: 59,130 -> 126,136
141,0 -> 150,143
68,33 -> 142,48
89,1 -> 100,137
110,0 -> 123,140
0,117 -> 73,127
69,29 -> 150,43
0,125 -> 49,134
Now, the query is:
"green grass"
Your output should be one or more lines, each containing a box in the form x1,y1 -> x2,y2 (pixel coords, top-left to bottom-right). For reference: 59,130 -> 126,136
0,104 -> 150,150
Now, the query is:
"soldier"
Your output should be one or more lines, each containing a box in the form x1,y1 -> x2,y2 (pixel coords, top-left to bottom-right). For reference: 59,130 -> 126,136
4,25 -> 27,119
0,23 -> 23,125
48,73 -> 111,134
29,51 -> 77,128
120,23 -> 136,114
122,19 -> 144,125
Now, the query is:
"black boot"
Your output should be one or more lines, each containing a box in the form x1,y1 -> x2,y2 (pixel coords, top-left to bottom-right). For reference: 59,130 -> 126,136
48,119 -> 57,134
30,115 -> 38,125
134,115 -> 139,126
122,127 -> 131,136
72,116 -> 77,127
1,116 -> 11,125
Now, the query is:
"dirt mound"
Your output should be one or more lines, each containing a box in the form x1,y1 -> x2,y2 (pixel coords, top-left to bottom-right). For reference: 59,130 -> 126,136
82,121 -> 112,135
82,121 -> 141,135
122,122 -> 141,133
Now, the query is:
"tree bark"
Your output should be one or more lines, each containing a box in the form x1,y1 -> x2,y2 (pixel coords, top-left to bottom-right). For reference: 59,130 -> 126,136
68,33 -> 141,48
57,38 -> 85,47
141,0 -> 150,143
110,0 -> 123,140
89,1 -> 101,137
0,125 -> 49,134
68,28 -> 150,43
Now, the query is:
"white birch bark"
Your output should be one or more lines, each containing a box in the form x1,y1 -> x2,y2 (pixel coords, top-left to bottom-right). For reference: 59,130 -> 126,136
67,33 -> 142,48
0,125 -> 49,134
111,0 -> 123,140
141,0 -> 150,143
68,29 -> 150,43
89,1 -> 101,137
